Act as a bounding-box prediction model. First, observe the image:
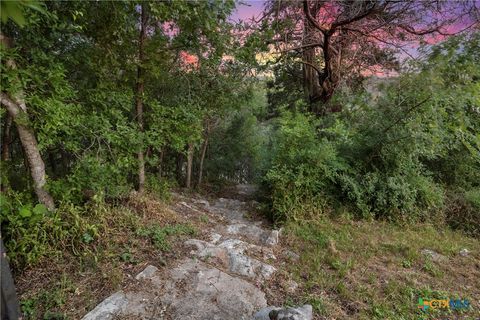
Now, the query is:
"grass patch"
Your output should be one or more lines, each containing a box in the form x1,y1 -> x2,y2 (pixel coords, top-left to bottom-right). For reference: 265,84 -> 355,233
137,223 -> 196,251
282,217 -> 480,319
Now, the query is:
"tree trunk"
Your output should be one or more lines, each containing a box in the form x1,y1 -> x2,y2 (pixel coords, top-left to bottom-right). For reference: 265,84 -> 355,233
197,135 -> 208,188
186,143 -> 194,189
0,93 -> 55,210
0,33 -> 55,210
1,113 -> 12,162
135,4 -> 147,193
176,153 -> 183,185
48,151 -> 57,177
302,4 -> 322,109
157,148 -> 164,179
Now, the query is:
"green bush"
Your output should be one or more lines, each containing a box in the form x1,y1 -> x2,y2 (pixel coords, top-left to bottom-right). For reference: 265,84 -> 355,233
263,111 -> 445,222
264,112 -> 343,220
263,35 -> 479,227
446,189 -> 480,237
146,175 -> 175,200
0,191 -> 99,268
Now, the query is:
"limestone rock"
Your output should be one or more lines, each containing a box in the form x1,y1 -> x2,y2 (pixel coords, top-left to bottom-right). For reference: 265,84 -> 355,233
253,305 -> 313,320
83,260 -> 268,320
81,292 -> 127,320
421,249 -> 447,262
185,238 -> 277,280
163,259 -> 267,320
135,265 -> 159,280
227,223 -> 280,246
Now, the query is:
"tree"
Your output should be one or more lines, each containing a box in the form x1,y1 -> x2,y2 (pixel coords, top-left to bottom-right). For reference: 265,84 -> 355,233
135,3 -> 147,193
259,0 -> 479,114
1,33 -> 55,210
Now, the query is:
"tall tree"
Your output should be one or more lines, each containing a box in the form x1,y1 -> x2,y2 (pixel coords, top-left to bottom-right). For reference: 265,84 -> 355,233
259,0 -> 479,114
136,3 -> 147,193
0,33 -> 55,210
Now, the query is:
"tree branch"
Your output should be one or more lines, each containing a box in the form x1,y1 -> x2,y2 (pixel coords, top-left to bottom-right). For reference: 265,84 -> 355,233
303,0 -> 327,34
0,92 -> 21,117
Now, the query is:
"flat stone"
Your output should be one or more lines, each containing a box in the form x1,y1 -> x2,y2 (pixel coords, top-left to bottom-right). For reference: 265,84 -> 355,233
135,265 -> 159,280
163,259 -> 267,319
421,249 -> 447,262
185,238 -> 277,280
253,305 -> 313,320
81,291 -> 127,320
226,224 -> 279,246
83,260 -> 267,320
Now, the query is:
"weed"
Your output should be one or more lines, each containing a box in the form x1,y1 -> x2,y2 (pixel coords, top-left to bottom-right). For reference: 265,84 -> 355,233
137,223 -> 196,251
199,214 -> 209,223
402,259 -> 412,268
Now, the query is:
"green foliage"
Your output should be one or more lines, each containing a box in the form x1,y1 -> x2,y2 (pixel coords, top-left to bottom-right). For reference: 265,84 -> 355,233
206,106 -> 267,183
145,175 -> 175,200
0,0 -> 45,26
264,112 -> 343,220
264,34 -> 480,230
445,189 -> 480,237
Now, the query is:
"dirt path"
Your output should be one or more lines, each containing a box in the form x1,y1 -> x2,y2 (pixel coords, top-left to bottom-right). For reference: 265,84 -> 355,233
81,185 -> 312,320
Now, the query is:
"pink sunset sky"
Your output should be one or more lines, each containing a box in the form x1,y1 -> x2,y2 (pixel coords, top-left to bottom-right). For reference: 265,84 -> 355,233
227,0 -> 477,71
230,1 -> 265,22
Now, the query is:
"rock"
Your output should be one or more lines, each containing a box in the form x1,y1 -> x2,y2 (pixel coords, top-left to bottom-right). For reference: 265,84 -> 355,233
185,238 -> 277,280
253,305 -> 313,320
163,259 -> 267,320
264,230 -> 279,246
210,232 -> 223,244
259,264 -> 277,279
229,252 -> 256,278
84,260 -> 268,320
226,224 -> 280,246
209,199 -> 247,222
285,250 -> 300,261
284,280 -> 298,293
194,199 -> 210,207
135,265 -> 158,280
459,248 -> 470,257
253,306 -> 279,320
81,291 -> 127,320
421,249 -> 447,262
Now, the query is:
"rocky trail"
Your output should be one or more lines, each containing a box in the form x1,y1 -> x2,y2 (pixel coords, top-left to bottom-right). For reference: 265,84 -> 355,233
81,185 -> 312,320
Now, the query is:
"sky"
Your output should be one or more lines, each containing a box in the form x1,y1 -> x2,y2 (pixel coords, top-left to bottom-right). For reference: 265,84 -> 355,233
228,0 -> 477,66
230,1 -> 265,23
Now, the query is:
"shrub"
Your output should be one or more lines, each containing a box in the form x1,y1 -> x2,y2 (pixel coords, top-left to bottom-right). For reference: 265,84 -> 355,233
263,35 -> 479,227
446,189 -> 480,237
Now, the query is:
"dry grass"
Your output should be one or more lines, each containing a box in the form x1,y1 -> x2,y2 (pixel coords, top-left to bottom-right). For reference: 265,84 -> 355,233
278,217 -> 480,320
15,193 -> 195,320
